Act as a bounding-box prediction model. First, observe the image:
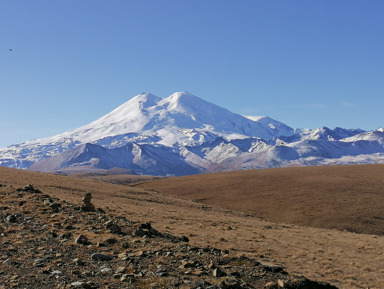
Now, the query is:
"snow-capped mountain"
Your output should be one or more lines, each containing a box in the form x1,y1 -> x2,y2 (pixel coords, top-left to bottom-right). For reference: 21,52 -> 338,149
54,91 -> 294,146
1,91 -> 383,176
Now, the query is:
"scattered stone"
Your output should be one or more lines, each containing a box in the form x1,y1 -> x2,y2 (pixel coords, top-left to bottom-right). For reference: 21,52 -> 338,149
121,242 -> 130,249
113,273 -> 122,279
180,260 -> 196,269
70,281 -> 92,288
264,281 -> 276,289
83,271 -> 93,277
75,234 -> 89,245
207,262 -> 216,269
135,250 -> 145,257
104,237 -> 118,244
120,274 -> 135,283
17,184 -> 42,193
51,270 -> 62,276
213,267 -> 227,277
6,214 -> 17,223
115,266 -> 126,274
177,283 -> 193,289
229,271 -> 242,278
49,202 -> 62,212
34,258 -> 46,265
220,277 -> 244,289
96,208 -> 105,214
59,232 -> 72,239
104,220 -> 122,234
155,268 -> 168,277
91,253 -> 113,261
192,269 -> 204,276
65,224 -> 75,230
53,222 -> 62,228
73,258 -> 85,266
134,226 -> 146,237
18,200 -> 26,206
195,279 -> 212,288
180,235 -> 190,242
100,267 -> 113,275
3,257 -> 11,264
133,222 -> 173,240
263,263 -> 286,274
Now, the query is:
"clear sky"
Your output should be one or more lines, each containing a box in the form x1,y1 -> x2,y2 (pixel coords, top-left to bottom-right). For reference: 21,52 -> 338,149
1,1 -> 383,148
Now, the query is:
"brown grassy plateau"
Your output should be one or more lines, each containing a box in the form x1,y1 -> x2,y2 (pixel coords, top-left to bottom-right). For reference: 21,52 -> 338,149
1,165 -> 384,288
136,164 -> 384,235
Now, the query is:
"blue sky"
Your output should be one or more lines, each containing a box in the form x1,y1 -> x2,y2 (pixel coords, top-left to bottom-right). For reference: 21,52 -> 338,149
1,1 -> 383,147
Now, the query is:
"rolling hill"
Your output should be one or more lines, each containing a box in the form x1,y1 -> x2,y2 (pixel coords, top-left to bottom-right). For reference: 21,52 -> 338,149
1,166 -> 383,288
135,164 -> 384,235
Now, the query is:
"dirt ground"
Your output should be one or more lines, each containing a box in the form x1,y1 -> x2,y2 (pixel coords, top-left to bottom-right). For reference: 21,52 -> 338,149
1,166 -> 383,288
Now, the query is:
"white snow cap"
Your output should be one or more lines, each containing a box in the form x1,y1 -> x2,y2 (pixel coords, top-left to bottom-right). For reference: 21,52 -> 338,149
16,91 -> 294,147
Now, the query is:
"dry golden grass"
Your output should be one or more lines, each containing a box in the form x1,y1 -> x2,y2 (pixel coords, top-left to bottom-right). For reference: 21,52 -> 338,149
1,166 -> 384,288
70,172 -> 160,185
135,164 -> 384,235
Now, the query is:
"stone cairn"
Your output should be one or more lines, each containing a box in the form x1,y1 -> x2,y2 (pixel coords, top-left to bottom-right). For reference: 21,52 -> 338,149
81,192 -> 96,212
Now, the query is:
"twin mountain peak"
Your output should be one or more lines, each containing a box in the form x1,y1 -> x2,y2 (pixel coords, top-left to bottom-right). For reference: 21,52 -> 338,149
0,91 -> 383,176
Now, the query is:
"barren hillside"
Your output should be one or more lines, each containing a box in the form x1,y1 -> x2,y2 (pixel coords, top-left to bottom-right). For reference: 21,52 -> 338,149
135,164 -> 384,235
1,167 -> 383,288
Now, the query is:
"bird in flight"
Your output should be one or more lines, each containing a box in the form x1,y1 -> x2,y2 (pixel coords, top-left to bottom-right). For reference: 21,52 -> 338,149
9,48 -> 12,52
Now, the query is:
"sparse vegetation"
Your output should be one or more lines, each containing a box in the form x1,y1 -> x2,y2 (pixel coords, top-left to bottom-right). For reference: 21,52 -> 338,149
0,166 -> 383,288
136,164 -> 384,235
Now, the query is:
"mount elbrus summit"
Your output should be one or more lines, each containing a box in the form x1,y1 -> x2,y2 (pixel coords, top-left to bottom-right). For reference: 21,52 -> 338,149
1,92 -> 384,176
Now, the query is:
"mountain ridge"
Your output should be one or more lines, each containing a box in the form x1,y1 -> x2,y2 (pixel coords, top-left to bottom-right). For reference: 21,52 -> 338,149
1,91 -> 383,175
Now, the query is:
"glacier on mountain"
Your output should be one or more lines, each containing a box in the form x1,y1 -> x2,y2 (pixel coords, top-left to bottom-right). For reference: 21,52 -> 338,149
0,91 -> 383,176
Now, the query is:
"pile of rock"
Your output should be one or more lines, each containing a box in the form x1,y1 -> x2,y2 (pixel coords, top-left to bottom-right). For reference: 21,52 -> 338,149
16,184 -> 42,194
81,193 -> 96,212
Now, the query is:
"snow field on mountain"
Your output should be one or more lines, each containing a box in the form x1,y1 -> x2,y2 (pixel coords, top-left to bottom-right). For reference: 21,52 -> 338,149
1,91 -> 383,175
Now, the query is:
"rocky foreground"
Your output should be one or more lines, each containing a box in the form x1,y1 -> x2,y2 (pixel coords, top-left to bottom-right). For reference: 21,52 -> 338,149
0,183 -> 337,289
